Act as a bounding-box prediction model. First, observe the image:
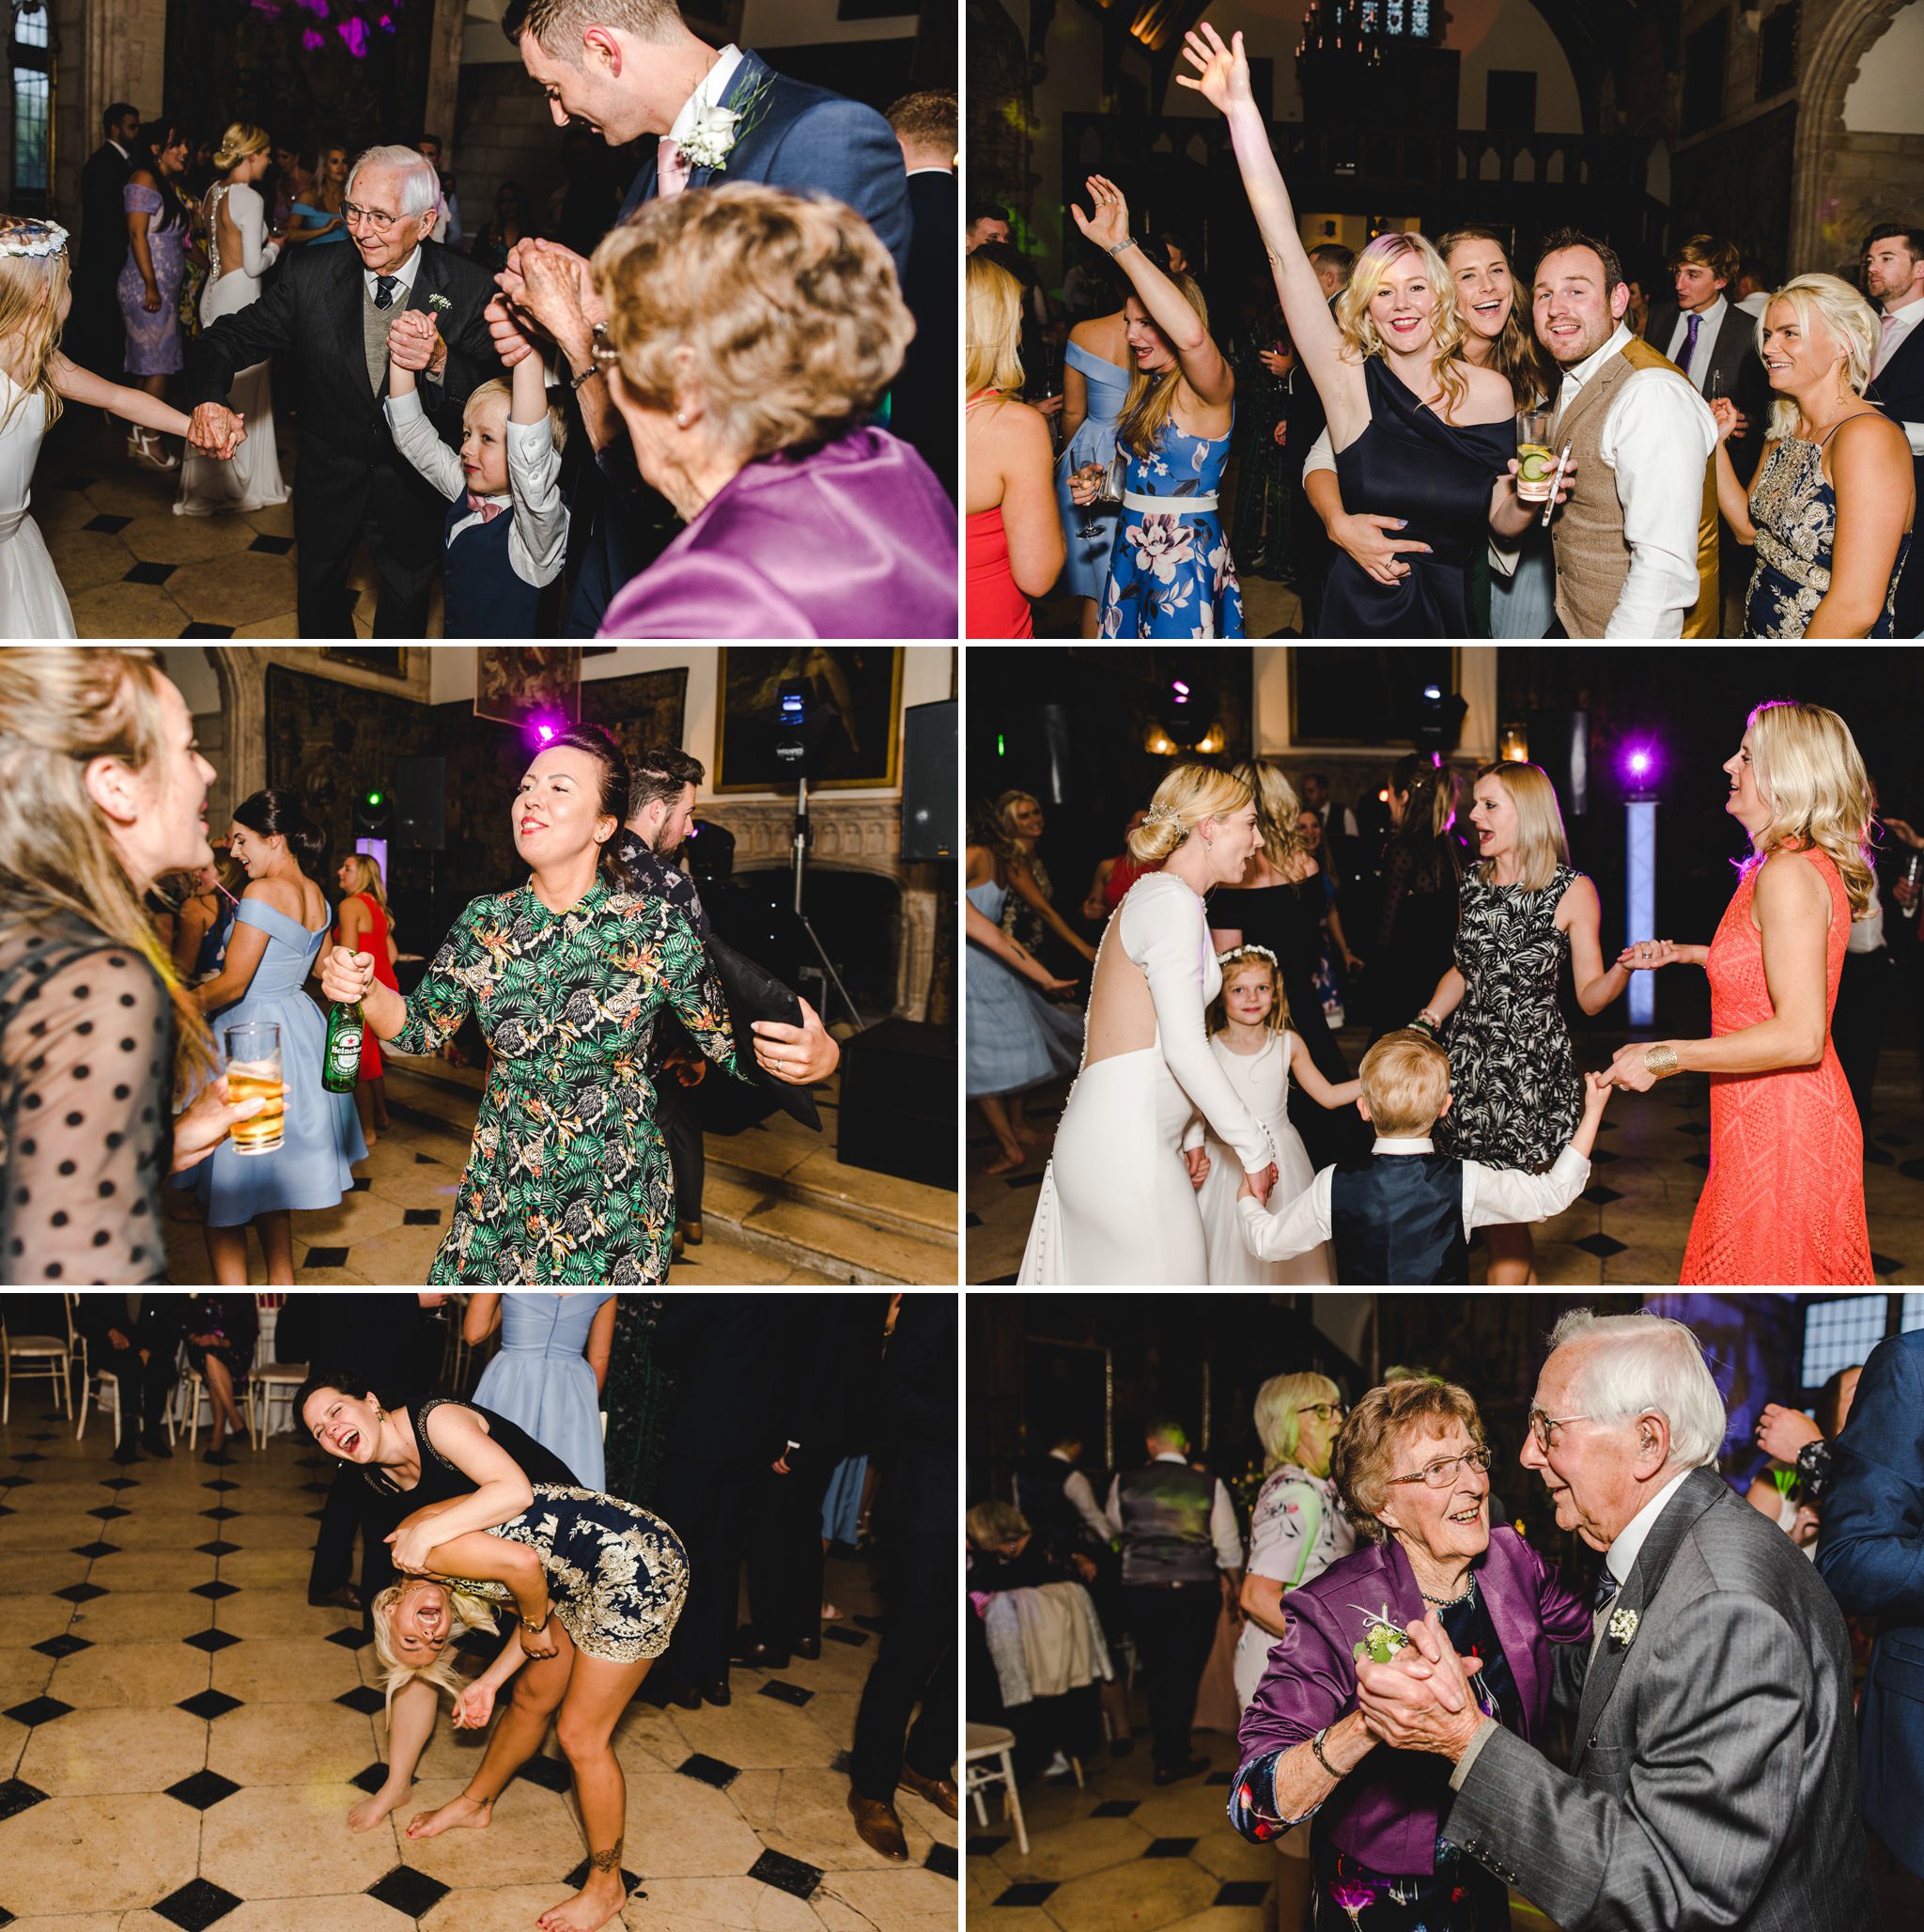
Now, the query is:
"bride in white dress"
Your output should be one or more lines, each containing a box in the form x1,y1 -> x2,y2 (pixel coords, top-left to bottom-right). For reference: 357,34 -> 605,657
1019,763 -> 1281,1285
1183,944 -> 1358,1285
178,124 -> 287,517
2,215 -> 231,636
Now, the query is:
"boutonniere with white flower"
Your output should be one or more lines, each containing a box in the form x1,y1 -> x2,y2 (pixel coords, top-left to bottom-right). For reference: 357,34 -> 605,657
1607,1606 -> 1638,1650
1350,1602 -> 1412,1668
677,73 -> 773,174
425,293 -> 452,317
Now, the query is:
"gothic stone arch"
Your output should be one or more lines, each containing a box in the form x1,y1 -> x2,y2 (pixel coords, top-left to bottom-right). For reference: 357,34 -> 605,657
1790,0 -> 1920,274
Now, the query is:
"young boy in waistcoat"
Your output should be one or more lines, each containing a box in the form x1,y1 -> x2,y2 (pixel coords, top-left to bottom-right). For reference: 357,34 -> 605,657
1236,1030 -> 1610,1285
383,307 -> 567,637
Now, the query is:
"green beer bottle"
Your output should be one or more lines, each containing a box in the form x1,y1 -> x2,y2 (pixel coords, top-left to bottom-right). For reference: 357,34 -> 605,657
323,999 -> 365,1095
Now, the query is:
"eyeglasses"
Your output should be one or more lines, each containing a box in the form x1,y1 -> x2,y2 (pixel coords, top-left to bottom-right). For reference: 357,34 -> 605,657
1528,1410 -> 1592,1453
1387,1445 -> 1493,1489
1295,1402 -> 1345,1422
342,201 -> 404,233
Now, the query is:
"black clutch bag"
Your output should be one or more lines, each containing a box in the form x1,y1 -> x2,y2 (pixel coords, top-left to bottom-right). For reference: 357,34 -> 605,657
691,932 -> 822,1134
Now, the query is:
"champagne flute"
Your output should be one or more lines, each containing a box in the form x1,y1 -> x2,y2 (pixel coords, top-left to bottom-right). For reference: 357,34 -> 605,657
1078,448 -> 1125,539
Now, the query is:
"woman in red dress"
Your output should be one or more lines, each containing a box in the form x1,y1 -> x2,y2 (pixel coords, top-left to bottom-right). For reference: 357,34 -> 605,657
1604,699 -> 1874,1285
334,853 -> 400,1149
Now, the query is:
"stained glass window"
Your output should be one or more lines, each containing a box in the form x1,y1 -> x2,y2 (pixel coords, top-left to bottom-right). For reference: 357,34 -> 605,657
1412,1 -> 1432,32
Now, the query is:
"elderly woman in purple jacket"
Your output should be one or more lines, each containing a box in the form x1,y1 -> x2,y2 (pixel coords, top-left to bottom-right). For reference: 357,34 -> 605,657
1231,1376 -> 1591,1930
584,181 -> 956,640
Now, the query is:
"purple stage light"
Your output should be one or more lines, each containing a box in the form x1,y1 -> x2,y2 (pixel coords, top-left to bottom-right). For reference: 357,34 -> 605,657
1621,742 -> 1658,787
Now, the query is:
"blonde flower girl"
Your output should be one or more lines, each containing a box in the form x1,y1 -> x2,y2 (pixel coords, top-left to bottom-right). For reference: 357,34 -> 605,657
1184,944 -> 1358,1284
1,215 -> 240,635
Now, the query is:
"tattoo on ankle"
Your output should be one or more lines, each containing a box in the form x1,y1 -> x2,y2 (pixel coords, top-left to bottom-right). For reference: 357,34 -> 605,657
589,1840 -> 624,1874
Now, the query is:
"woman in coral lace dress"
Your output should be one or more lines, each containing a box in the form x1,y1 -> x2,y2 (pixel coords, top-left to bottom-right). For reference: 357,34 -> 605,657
1604,700 -> 1874,1285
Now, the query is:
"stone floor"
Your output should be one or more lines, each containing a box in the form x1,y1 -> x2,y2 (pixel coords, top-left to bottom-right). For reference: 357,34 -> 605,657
32,408 -> 430,639
965,1706 -> 1558,1932
967,1031 -> 1924,1285
163,1052 -> 957,1288
0,1386 -> 955,1932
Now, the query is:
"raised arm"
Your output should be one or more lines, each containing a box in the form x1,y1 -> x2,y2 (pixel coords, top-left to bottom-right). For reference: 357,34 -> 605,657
1710,401 -> 1760,545
1561,874 -> 1633,1016
1069,176 -> 1231,409
1177,24 -> 1361,445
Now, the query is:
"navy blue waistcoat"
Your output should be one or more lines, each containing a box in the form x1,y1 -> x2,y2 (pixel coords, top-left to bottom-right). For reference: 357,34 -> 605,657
442,499 -> 538,639
1328,1153 -> 1467,1285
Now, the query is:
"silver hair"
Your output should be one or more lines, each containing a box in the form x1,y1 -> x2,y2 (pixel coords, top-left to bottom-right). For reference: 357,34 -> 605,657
346,145 -> 442,222
1547,1310 -> 1727,1468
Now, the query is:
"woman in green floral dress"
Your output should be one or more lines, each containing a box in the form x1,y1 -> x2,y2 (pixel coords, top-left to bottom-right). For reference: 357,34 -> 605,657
320,724 -> 747,1285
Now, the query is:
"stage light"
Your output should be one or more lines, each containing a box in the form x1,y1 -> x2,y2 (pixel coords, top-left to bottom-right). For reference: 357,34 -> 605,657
997,733 -> 1005,757
1172,679 -> 1190,700
536,724 -> 555,743
1623,744 -> 1659,1026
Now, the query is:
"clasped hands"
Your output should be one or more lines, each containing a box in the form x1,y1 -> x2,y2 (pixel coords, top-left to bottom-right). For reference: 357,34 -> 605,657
186,403 -> 247,460
1352,1608 -> 1491,1761
386,306 -> 446,377
490,238 -> 603,373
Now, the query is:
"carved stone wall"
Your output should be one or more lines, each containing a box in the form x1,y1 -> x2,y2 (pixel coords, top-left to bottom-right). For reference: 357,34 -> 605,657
709,798 -> 940,1022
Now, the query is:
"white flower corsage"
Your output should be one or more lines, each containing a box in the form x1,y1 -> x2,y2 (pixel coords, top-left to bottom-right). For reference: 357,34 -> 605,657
678,99 -> 745,172
425,293 -> 452,316
1607,1607 -> 1638,1649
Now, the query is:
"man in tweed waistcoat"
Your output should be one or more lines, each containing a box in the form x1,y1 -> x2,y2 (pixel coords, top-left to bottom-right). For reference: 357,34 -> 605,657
1354,1310 -> 1877,1931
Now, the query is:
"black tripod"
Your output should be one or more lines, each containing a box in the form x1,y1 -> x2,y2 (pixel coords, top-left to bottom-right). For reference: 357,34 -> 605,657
790,771 -> 862,1031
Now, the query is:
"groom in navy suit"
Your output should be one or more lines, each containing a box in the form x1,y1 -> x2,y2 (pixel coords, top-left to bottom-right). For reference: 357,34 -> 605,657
490,0 -> 912,631
1816,1325 -> 1924,1913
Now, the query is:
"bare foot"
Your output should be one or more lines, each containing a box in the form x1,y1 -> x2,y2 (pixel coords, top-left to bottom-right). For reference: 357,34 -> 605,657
1012,1118 -> 1046,1146
407,1792 -> 492,1839
349,1785 -> 407,1831
537,1873 -> 628,1932
983,1145 -> 1025,1176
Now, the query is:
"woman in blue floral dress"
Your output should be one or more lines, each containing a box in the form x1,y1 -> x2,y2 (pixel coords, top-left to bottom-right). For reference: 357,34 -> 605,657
1066,173 -> 1244,638
320,724 -> 749,1286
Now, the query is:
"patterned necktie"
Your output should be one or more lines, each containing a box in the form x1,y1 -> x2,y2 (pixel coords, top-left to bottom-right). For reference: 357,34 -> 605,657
1591,1569 -> 1620,1612
464,492 -> 507,523
374,274 -> 399,311
1677,310 -> 1701,378
656,137 -> 690,198
1877,309 -> 1901,378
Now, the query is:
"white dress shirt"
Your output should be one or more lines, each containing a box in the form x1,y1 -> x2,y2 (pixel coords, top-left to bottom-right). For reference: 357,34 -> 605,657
669,42 -> 748,151
1875,294 -> 1924,456
1602,1468 -> 1696,1597
363,244 -> 422,307
1236,1139 -> 1591,1267
1735,290 -> 1771,320
1663,294 -> 1729,395
1052,1447 -> 1115,1544
1552,320 -> 1717,637
1106,1451 -> 1245,1570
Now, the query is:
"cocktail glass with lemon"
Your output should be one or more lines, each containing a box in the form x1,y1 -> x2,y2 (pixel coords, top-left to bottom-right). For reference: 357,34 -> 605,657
1515,406 -> 1556,504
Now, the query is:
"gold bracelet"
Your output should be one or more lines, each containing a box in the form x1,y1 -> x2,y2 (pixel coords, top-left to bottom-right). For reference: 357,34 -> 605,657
1643,1043 -> 1680,1080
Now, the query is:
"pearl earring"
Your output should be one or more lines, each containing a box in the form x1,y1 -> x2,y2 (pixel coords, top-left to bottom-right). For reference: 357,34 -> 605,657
675,411 -> 688,428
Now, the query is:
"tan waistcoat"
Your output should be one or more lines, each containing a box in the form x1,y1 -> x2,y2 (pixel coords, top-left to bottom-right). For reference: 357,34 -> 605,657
1552,335 -> 1718,637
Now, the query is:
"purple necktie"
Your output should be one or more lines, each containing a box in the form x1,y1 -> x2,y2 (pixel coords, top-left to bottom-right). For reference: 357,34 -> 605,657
1678,311 -> 1701,378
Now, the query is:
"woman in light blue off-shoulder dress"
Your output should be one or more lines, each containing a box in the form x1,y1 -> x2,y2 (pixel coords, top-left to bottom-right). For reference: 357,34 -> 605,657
468,1293 -> 617,1492
175,790 -> 365,1285
1054,309 -> 1134,631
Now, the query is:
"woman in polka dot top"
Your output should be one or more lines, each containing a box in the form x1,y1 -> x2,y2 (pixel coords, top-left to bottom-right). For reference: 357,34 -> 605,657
0,648 -> 267,1285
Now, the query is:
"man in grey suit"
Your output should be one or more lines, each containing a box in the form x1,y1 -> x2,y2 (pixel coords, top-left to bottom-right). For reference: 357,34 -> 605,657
1355,1310 -> 1878,1931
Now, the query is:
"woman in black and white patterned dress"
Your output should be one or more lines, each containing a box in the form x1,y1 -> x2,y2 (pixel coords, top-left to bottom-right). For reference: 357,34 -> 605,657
1404,762 -> 1643,1284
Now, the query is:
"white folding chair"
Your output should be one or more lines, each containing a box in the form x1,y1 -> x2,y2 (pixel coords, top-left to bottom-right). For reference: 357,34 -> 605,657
246,1295 -> 308,1450
2,1308 -> 70,1423
964,1722 -> 1028,1856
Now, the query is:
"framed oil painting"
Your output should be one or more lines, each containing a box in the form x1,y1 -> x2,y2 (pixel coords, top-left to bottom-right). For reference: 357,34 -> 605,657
582,666 -> 691,771
715,647 -> 903,792
473,647 -> 582,730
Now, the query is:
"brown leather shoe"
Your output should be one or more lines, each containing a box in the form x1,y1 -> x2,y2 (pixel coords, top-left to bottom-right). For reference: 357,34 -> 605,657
898,1767 -> 960,1819
846,1789 -> 908,1860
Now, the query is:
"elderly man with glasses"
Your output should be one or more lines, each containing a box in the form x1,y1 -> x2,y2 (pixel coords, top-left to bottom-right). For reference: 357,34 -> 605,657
187,143 -> 504,636
1352,1310 -> 1877,1932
